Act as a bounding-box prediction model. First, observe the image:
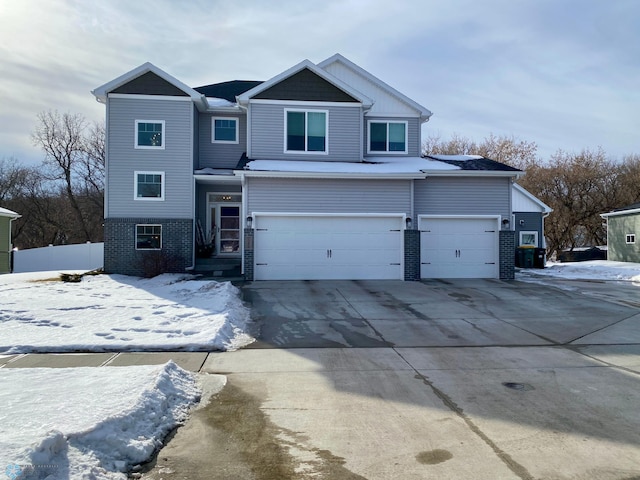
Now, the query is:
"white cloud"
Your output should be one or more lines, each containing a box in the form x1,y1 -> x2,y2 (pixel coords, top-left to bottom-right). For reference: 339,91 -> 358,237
0,0 -> 638,165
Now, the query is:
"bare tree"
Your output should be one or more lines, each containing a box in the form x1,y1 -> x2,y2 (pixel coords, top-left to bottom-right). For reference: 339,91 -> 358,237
31,110 -> 104,243
0,157 -> 30,202
423,132 -> 538,170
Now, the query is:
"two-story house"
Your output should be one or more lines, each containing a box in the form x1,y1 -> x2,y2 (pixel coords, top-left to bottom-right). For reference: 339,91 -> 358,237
92,54 -> 520,281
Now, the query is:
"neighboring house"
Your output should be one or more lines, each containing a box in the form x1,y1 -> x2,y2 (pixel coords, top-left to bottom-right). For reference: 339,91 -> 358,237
512,183 -> 552,248
0,207 -> 20,274
92,54 -> 522,281
601,203 -> 640,262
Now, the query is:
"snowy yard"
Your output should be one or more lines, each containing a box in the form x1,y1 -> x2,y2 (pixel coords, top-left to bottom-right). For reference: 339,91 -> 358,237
0,362 -> 206,480
0,272 -> 254,353
0,272 -> 248,479
517,260 -> 640,285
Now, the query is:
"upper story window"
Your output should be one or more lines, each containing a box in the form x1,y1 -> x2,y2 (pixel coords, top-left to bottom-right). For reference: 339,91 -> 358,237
626,233 -> 636,244
285,109 -> 327,153
134,171 -> 165,201
135,120 -> 165,149
368,121 -> 407,154
212,117 -> 239,144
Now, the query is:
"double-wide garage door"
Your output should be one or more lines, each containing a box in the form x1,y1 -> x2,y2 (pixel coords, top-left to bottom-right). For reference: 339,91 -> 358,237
254,215 -> 404,280
420,216 -> 499,279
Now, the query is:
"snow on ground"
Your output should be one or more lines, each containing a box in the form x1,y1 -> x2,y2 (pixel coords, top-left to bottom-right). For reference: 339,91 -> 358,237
0,273 -> 254,354
0,361 -> 203,480
517,260 -> 640,286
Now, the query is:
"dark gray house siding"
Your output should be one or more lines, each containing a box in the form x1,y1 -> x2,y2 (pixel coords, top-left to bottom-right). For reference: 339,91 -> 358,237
198,112 -> 247,169
253,68 -> 357,102
112,72 -> 189,96
414,177 -> 511,218
514,212 -> 544,247
249,103 -> 361,162
246,177 -> 411,214
106,97 -> 194,218
364,116 -> 421,157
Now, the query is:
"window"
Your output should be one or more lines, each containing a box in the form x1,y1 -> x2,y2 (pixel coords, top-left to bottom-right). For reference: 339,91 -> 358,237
285,110 -> 327,153
134,171 -> 165,200
368,121 -> 407,153
135,120 -> 165,148
519,231 -> 538,246
626,233 -> 636,244
212,117 -> 239,144
136,225 -> 161,250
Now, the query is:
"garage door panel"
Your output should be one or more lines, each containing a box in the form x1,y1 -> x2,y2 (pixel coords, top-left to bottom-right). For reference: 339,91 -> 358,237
254,215 -> 403,280
420,217 -> 498,279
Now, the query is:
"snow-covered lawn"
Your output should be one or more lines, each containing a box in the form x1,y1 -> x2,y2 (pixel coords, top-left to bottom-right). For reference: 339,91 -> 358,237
0,272 -> 254,353
0,362 -> 205,480
517,260 -> 640,285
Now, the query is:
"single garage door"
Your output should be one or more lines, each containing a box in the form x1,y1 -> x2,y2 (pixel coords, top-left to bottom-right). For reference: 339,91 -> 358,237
254,215 -> 404,280
420,216 -> 499,279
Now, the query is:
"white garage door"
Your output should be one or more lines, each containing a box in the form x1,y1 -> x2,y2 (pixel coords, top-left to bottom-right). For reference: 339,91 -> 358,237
420,217 -> 499,279
254,215 -> 404,280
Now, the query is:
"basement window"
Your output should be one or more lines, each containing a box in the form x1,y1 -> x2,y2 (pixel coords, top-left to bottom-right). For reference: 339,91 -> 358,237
626,233 -> 636,244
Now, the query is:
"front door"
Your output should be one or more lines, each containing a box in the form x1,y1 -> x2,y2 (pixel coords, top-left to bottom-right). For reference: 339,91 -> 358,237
212,204 -> 241,256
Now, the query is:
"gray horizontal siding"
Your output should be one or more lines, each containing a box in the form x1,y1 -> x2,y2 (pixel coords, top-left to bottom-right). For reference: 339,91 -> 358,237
364,116 -> 421,157
198,112 -> 247,169
249,103 -> 361,162
247,178 -> 411,214
414,177 -> 511,218
107,97 -> 193,218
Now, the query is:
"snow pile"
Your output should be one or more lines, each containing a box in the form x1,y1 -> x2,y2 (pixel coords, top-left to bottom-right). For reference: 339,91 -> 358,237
0,273 -> 254,353
517,260 -> 640,285
0,362 -> 202,480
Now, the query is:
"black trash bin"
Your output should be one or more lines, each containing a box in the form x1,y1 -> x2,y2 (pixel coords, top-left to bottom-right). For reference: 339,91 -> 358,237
515,246 -> 535,268
533,248 -> 546,268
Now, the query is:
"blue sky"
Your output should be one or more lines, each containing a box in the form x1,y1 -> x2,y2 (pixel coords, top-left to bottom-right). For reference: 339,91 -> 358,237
0,0 -> 638,165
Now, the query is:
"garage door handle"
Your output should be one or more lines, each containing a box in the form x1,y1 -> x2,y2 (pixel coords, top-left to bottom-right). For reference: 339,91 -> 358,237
327,249 -> 332,258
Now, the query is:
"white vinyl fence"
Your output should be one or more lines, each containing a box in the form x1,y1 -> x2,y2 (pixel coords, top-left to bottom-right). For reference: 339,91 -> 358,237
13,243 -> 104,273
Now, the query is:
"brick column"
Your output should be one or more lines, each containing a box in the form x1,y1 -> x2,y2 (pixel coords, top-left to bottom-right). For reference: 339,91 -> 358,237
404,229 -> 420,281
499,230 -> 516,280
244,228 -> 254,281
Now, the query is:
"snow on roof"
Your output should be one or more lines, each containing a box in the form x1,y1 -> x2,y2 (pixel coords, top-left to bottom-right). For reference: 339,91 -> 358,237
0,207 -> 19,218
206,97 -> 236,108
427,154 -> 484,161
244,157 -> 460,174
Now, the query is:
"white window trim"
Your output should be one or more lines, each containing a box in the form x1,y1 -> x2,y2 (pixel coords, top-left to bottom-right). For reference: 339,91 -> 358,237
134,171 -> 165,201
626,233 -> 636,244
135,120 -> 165,149
519,230 -> 539,246
211,116 -> 239,144
367,120 -> 408,154
284,108 -> 329,155
135,224 -> 162,250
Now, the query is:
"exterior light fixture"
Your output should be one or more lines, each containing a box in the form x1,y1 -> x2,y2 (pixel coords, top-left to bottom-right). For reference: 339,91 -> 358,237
405,217 -> 412,229
501,218 -> 510,229
246,216 -> 253,228
519,219 -> 525,226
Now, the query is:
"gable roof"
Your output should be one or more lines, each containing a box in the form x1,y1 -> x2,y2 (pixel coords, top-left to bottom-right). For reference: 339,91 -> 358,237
512,183 -> 552,213
92,62 -> 208,111
601,202 -> 640,218
194,80 -> 263,103
236,59 -> 374,107
318,53 -> 433,121
0,207 -> 20,219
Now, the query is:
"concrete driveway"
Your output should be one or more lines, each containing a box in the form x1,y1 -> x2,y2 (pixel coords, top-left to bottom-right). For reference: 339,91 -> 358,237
143,279 -> 640,480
